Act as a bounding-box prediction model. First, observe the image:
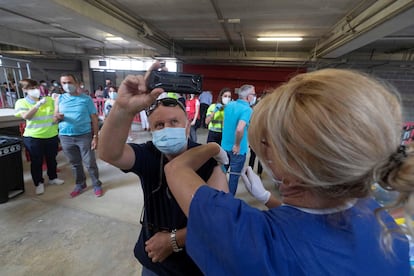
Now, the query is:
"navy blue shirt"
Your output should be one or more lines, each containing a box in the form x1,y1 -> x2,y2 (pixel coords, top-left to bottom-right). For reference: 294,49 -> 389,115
124,140 -> 217,276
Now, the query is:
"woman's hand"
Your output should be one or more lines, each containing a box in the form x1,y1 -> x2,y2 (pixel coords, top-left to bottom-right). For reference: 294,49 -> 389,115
241,166 -> 271,204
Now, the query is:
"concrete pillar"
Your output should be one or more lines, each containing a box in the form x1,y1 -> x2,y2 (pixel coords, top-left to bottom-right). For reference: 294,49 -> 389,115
81,59 -> 92,92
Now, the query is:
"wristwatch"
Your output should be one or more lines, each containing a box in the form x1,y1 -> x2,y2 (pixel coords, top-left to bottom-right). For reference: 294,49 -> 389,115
170,229 -> 183,252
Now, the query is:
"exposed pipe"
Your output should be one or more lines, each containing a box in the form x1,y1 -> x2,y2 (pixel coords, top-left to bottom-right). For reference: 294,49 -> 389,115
238,32 -> 247,57
209,0 -> 234,47
313,0 -> 414,58
85,0 -> 145,35
85,0 -> 174,52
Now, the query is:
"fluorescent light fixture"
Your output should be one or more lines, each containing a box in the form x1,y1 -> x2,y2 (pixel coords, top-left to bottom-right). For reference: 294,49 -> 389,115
49,23 -> 62,27
105,36 -> 124,41
183,37 -> 220,41
51,36 -> 83,40
228,18 -> 240,23
257,37 -> 303,42
0,50 -> 41,55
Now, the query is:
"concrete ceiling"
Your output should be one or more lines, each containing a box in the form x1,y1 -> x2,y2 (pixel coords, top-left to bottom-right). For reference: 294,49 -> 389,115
0,0 -> 413,67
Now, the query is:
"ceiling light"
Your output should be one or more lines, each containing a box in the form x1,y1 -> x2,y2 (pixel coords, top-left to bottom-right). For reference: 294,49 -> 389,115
49,23 -> 62,27
183,37 -> 220,41
257,37 -> 303,42
0,50 -> 41,55
51,36 -> 83,40
105,37 -> 124,41
228,18 -> 240,23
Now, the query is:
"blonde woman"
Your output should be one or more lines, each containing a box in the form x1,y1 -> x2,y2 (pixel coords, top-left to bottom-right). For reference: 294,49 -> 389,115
165,69 -> 411,275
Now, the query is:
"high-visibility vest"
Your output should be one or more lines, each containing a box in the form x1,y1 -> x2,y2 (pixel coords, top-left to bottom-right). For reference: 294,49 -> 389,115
207,103 -> 224,132
14,97 -> 58,138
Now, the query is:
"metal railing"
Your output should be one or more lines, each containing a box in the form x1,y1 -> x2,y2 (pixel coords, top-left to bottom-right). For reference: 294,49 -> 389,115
0,56 -> 31,108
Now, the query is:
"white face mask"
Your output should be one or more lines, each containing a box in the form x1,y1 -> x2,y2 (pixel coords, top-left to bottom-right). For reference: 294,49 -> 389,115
262,162 -> 283,188
222,97 -> 231,105
249,95 -> 257,106
27,88 -> 41,99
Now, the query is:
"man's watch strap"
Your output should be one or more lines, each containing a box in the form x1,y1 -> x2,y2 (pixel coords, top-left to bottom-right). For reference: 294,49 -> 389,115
170,229 -> 183,252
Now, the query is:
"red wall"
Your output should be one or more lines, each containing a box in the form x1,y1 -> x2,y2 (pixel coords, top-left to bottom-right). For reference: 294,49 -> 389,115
182,64 -> 306,100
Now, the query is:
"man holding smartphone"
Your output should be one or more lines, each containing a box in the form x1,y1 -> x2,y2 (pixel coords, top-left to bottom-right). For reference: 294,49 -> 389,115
98,62 -> 228,275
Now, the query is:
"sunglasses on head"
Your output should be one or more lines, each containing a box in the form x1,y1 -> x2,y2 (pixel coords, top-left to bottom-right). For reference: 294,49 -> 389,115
145,97 -> 186,116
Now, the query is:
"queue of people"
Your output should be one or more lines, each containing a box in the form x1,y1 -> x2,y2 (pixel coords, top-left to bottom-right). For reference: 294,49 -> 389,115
14,76 -> 107,198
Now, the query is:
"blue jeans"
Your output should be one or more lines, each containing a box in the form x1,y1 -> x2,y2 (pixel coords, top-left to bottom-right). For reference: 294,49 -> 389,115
59,133 -> 101,188
189,125 -> 197,142
225,150 -> 246,195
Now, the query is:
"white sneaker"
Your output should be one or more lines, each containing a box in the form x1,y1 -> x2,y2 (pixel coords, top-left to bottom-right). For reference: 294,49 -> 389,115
49,178 -> 64,185
36,183 -> 44,195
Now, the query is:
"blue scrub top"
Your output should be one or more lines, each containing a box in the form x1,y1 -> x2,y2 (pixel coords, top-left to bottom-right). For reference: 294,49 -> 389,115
187,186 -> 409,276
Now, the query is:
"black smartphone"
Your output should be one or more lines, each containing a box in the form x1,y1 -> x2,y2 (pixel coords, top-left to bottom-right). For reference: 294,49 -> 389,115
147,71 -> 203,94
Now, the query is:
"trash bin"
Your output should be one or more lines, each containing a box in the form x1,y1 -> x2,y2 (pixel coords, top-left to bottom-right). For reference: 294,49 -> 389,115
0,136 -> 24,203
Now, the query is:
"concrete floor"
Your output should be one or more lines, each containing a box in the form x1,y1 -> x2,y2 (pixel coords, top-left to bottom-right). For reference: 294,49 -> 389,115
0,126 -> 273,276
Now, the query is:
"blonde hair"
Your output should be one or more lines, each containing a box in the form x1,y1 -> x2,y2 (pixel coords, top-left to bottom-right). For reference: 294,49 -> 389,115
249,69 -> 414,249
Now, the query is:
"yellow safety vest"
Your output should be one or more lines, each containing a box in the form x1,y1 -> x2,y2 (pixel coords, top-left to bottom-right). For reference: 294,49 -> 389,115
14,97 -> 58,138
207,103 -> 224,133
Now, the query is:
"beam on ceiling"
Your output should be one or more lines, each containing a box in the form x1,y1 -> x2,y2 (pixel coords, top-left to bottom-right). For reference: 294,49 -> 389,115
176,47 -> 414,67
84,48 -> 159,58
209,0 -> 234,47
0,27 -> 85,54
177,50 -> 310,67
0,5 -> 107,50
314,0 -> 414,58
84,0 -> 176,52
53,0 -> 175,56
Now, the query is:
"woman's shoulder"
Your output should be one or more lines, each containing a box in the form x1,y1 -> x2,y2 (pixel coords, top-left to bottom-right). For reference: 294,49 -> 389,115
15,97 -> 28,104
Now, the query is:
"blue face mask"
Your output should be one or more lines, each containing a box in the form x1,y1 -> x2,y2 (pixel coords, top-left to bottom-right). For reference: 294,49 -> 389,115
152,127 -> 187,155
109,92 -> 117,100
62,83 -> 77,94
